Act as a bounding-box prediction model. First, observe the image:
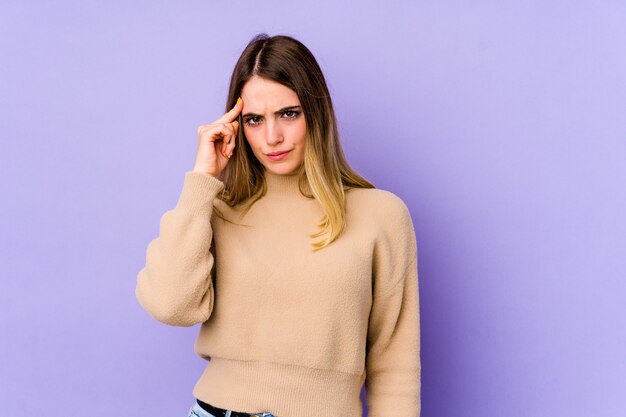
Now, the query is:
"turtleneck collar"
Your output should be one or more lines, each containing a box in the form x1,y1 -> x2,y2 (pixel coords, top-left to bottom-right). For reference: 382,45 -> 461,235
263,169 -> 307,197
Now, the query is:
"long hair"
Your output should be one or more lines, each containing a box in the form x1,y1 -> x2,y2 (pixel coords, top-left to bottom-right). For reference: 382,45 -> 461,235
216,33 -> 375,251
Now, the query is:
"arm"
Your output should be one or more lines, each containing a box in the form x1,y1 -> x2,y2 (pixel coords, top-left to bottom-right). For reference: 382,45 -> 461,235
365,197 -> 421,417
135,171 -> 224,327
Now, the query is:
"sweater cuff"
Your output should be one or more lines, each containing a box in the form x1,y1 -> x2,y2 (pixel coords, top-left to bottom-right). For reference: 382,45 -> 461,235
175,171 -> 225,215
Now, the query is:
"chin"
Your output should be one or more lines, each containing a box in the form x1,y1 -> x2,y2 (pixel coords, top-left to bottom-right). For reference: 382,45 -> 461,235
269,167 -> 297,175
264,163 -> 300,176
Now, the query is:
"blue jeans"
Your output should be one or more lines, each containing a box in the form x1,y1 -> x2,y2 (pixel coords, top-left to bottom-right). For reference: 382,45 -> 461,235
187,401 -> 276,417
187,402 -> 217,417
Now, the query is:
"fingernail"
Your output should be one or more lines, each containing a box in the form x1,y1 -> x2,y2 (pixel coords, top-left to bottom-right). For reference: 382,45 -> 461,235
236,97 -> 241,105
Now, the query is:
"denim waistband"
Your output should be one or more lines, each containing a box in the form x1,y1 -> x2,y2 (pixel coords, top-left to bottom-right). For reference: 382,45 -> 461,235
196,399 -> 276,417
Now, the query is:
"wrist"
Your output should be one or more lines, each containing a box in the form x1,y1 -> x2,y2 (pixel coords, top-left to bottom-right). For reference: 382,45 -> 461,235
193,167 -> 218,177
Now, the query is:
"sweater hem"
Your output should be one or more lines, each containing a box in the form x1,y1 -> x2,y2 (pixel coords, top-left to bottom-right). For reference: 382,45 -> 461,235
192,357 -> 365,417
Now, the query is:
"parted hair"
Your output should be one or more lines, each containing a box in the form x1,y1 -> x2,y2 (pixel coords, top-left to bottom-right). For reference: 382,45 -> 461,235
216,33 -> 375,251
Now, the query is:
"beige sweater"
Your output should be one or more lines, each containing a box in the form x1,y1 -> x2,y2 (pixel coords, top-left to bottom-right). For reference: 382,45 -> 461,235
135,170 -> 421,417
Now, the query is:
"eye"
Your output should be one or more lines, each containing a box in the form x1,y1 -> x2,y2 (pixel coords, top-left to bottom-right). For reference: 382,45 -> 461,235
283,110 -> 300,119
244,116 -> 261,127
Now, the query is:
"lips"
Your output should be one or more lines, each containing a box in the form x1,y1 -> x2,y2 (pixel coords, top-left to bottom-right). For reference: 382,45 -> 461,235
266,150 -> 290,156
266,150 -> 291,161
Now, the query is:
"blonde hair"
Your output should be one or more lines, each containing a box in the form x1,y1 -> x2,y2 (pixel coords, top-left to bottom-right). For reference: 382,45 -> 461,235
215,33 -> 375,251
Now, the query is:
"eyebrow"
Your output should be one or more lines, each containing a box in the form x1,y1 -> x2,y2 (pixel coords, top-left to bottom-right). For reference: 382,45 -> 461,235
242,105 -> 302,118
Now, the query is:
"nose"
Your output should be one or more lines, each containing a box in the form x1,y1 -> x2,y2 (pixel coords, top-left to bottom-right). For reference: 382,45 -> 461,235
265,119 -> 284,146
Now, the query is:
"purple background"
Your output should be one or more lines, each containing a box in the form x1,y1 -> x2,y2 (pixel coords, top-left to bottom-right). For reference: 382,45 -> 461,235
1,1 -> 625,416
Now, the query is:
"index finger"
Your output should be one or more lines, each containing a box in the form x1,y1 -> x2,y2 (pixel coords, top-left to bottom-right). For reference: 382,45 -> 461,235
216,97 -> 243,124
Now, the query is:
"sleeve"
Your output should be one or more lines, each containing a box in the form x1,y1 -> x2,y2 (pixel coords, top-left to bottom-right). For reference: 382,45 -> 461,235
135,171 -> 225,327
365,195 -> 421,417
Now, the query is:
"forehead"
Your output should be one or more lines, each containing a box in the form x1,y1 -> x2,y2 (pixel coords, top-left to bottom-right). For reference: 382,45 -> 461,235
241,76 -> 300,112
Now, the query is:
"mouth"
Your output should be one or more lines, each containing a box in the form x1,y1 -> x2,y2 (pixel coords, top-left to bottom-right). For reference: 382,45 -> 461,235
266,150 -> 290,156
266,150 -> 291,161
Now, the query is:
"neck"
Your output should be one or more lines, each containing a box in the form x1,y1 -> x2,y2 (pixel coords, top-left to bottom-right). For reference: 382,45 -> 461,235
263,169 -> 305,197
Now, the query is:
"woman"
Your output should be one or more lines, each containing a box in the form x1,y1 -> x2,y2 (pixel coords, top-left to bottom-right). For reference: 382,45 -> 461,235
136,33 -> 421,417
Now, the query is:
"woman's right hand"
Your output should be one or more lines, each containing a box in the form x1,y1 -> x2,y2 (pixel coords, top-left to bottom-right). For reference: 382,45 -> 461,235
193,97 -> 243,177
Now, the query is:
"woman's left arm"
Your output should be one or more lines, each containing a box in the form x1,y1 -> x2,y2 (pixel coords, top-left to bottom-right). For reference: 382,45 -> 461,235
365,195 -> 421,417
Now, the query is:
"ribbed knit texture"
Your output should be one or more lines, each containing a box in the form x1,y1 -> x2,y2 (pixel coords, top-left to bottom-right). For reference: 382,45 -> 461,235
136,170 -> 421,417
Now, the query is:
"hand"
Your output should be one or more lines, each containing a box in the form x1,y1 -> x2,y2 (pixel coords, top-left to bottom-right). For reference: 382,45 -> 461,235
193,98 -> 243,177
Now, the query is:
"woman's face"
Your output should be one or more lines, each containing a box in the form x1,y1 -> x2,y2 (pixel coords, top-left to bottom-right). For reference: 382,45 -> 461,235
241,75 -> 306,176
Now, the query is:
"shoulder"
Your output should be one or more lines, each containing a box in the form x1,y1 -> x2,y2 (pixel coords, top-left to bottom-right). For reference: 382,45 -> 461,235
347,187 -> 418,270
346,187 -> 410,213
345,187 -> 413,228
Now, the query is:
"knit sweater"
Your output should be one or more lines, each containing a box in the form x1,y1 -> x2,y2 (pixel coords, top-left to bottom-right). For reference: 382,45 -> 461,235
135,170 -> 421,417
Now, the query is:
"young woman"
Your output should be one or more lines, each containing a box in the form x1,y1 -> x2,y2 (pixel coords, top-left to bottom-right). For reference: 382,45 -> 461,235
136,33 -> 421,417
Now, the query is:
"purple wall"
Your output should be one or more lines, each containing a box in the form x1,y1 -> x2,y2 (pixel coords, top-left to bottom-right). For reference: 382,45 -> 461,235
1,1 -> 625,416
